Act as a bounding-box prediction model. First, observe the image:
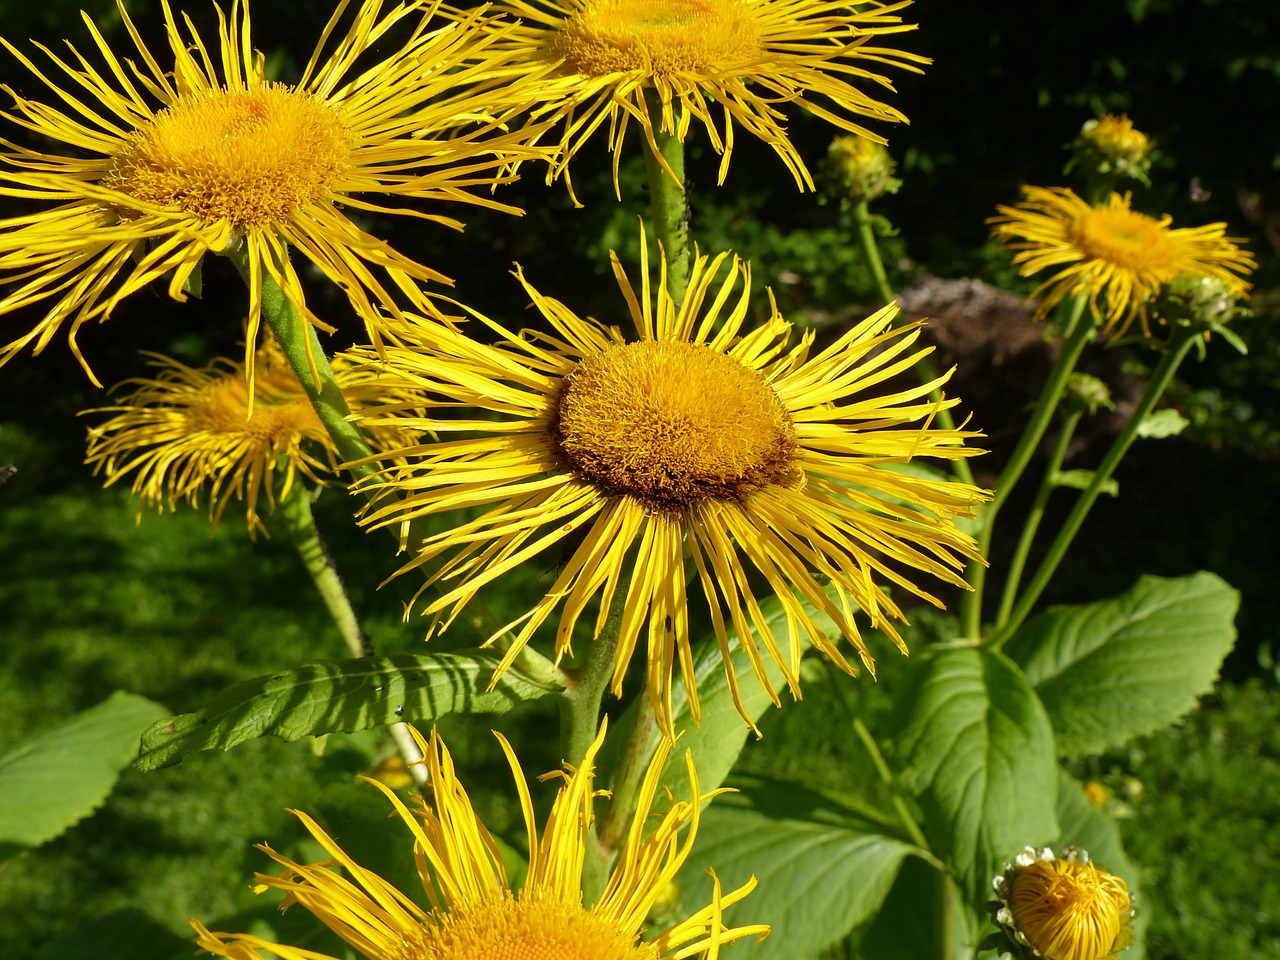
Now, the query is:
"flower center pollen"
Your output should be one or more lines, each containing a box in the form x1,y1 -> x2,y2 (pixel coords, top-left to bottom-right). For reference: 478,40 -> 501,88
553,0 -> 761,76
1069,207 -> 1176,276
425,897 -> 660,960
554,340 -> 798,512
107,85 -> 352,226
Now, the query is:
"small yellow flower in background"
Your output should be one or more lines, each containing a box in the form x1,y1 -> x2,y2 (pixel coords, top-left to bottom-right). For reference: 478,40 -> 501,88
0,0 -> 544,385
989,186 -> 1255,337
453,0 -> 928,197
991,845 -> 1135,960
191,723 -> 767,960
83,337 -> 414,537
823,135 -> 901,204
1083,781 -> 1109,808
1080,115 -> 1153,168
351,230 -> 987,739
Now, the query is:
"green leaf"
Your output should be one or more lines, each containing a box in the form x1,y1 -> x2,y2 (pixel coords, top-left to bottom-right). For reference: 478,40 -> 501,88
1004,572 -> 1239,755
857,855 -> 977,960
1136,407 -> 1190,438
1054,769 -> 1147,960
0,691 -> 168,853
1054,468 -> 1119,495
673,777 -> 921,960
135,652 -> 556,771
888,648 -> 1058,903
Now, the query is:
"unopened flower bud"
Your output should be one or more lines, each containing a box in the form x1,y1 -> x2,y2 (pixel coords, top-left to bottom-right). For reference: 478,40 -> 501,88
823,136 -> 901,203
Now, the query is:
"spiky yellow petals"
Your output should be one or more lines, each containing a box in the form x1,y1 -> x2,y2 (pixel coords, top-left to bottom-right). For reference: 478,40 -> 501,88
0,0 -> 546,384
989,186 -> 1254,336
349,230 -> 988,739
82,337 -> 414,536
192,723 -> 766,960
449,0 -> 927,197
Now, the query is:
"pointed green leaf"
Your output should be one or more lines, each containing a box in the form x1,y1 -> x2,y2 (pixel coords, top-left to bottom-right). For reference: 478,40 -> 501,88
674,777 -> 922,960
0,692 -> 168,853
135,653 -> 557,771
1053,769 -> 1147,960
888,648 -> 1058,902
1054,468 -> 1119,495
1004,572 -> 1239,755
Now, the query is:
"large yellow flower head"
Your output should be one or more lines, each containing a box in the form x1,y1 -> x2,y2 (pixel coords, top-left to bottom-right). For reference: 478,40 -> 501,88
192,723 -> 767,960
991,845 -> 1135,960
351,231 -> 987,738
0,0 -> 545,385
451,0 -> 927,196
83,336 -> 414,537
989,186 -> 1254,337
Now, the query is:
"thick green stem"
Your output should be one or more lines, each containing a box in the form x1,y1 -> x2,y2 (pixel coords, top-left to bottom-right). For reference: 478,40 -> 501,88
274,474 -> 428,786
640,94 -> 690,307
961,295 -> 1094,640
852,199 -> 896,307
994,409 -> 1082,627
590,694 -> 661,898
992,329 -> 1199,645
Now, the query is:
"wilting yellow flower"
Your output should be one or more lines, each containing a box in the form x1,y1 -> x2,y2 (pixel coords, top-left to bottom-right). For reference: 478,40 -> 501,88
452,0 -> 927,197
991,845 -> 1135,960
351,231 -> 987,738
989,186 -> 1254,337
192,723 -> 767,960
83,337 -> 414,537
0,0 -> 544,384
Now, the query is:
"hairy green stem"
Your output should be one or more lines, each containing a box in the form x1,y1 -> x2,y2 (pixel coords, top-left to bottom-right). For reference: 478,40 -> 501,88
274,474 -> 428,786
852,198 -> 896,307
962,295 -> 1093,640
994,409 -> 1082,627
640,94 -> 690,307
992,328 -> 1199,645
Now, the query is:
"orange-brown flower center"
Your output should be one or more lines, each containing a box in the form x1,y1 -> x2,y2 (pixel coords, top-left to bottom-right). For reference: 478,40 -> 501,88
553,339 -> 798,512
107,85 -> 352,226
425,897 -> 660,960
1068,206 -> 1177,276
552,0 -> 761,76
188,372 -> 324,442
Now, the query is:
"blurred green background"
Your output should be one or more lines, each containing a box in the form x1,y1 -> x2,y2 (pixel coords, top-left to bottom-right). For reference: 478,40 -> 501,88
1,1 -> 1278,958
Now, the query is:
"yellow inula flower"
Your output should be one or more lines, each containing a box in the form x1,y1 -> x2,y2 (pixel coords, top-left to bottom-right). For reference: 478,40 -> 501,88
989,186 -> 1254,337
0,0 -> 542,384
992,846 -> 1135,960
1079,115 -> 1152,169
352,231 -> 987,738
191,723 -> 767,960
83,337 -> 413,537
455,0 -> 927,196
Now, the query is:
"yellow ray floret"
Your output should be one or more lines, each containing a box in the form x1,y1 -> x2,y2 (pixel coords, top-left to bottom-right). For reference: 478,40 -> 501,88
445,0 -> 928,197
192,722 -> 767,960
350,229 -> 989,739
0,0 -> 548,384
989,186 -> 1254,336
82,336 -> 418,537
